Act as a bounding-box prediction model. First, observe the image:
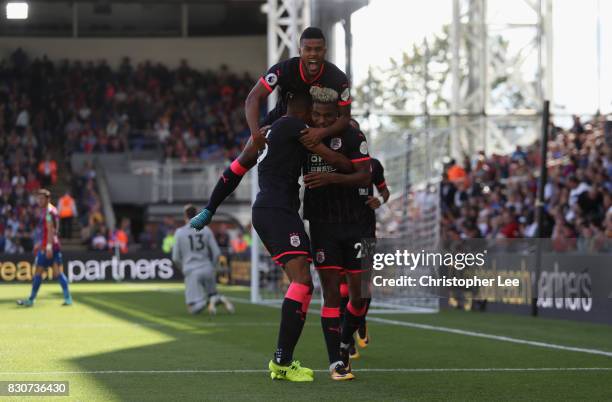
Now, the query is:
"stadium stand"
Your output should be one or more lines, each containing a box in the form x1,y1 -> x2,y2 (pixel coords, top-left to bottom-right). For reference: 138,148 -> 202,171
441,116 -> 612,250
1,49 -> 255,255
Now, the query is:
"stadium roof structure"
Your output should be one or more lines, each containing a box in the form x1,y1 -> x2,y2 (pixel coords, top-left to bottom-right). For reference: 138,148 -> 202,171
1,1 -> 268,37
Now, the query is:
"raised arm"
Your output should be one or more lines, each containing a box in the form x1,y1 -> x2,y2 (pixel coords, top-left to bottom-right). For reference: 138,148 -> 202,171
245,81 -> 271,151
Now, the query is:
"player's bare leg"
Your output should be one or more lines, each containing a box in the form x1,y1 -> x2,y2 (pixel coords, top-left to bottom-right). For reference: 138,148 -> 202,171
319,269 -> 354,380
268,256 -> 314,382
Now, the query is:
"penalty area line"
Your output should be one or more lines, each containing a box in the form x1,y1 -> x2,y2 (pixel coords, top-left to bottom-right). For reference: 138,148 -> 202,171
0,368 -> 610,376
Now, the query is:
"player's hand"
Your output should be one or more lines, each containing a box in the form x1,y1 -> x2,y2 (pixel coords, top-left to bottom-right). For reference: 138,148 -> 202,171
303,172 -> 333,189
45,246 -> 53,259
300,127 -> 326,148
366,196 -> 382,210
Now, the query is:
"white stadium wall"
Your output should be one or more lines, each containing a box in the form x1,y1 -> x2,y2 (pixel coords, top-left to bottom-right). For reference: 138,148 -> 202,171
0,36 -> 266,76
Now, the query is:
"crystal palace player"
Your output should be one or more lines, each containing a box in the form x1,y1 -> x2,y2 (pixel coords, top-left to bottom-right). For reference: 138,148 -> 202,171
17,189 -> 72,307
190,26 -> 351,230
252,91 -> 354,382
302,88 -> 372,380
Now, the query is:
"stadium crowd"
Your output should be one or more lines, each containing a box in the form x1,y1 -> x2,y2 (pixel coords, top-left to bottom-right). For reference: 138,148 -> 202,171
0,129 -> 46,254
440,116 -> 612,251
54,53 -> 252,162
0,49 -> 108,254
1,48 -> 256,255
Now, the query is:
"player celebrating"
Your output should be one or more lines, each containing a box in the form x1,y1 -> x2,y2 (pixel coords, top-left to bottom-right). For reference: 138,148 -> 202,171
302,88 -> 372,380
190,26 -> 352,230
172,204 -> 234,315
17,189 -> 72,307
353,156 -> 389,350
251,91 -> 354,382
342,119 -> 391,357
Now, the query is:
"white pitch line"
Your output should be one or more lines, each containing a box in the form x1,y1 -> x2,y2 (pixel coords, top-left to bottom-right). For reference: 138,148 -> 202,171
365,316 -> 612,358
0,368 -> 610,376
228,297 -> 612,359
0,322 -> 300,329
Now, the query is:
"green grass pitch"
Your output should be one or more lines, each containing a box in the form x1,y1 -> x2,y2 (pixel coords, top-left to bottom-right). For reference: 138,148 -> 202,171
1,283 -> 611,401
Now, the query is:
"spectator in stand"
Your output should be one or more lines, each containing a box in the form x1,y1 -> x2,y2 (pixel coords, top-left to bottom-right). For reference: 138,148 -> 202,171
571,115 -> 585,134
58,190 -> 77,239
37,154 -> 58,187
91,226 -> 108,250
499,208 -> 520,239
81,204 -> 105,245
25,171 -> 40,193
139,223 -> 159,250
109,218 -> 131,254
162,226 -> 176,254
230,232 -> 249,257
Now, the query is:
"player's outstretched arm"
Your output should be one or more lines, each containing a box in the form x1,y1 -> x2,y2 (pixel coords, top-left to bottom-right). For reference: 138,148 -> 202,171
304,160 -> 371,189
245,80 -> 271,151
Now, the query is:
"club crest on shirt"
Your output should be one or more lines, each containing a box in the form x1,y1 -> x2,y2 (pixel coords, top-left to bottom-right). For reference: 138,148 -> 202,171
316,250 -> 325,263
330,137 -> 342,150
289,233 -> 300,247
265,73 -> 278,86
341,88 -> 350,102
359,141 -> 368,155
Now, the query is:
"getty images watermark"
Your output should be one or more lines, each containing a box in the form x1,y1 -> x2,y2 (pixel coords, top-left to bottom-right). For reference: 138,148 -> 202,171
370,249 -> 519,288
360,238 -> 612,309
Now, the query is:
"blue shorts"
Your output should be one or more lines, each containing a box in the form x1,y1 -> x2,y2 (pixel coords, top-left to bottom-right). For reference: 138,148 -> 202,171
36,250 -> 63,268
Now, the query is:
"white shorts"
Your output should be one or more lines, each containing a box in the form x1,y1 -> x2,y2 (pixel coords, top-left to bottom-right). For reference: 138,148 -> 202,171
184,269 -> 217,305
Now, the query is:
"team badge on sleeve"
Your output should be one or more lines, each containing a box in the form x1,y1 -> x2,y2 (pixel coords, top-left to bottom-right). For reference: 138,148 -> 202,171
289,233 -> 301,247
340,88 -> 350,102
330,137 -> 342,150
359,141 -> 368,155
316,250 -> 325,263
265,73 -> 278,87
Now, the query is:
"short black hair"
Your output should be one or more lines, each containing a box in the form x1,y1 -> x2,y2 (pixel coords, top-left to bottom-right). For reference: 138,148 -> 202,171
286,91 -> 312,113
300,27 -> 325,43
184,204 -> 197,220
